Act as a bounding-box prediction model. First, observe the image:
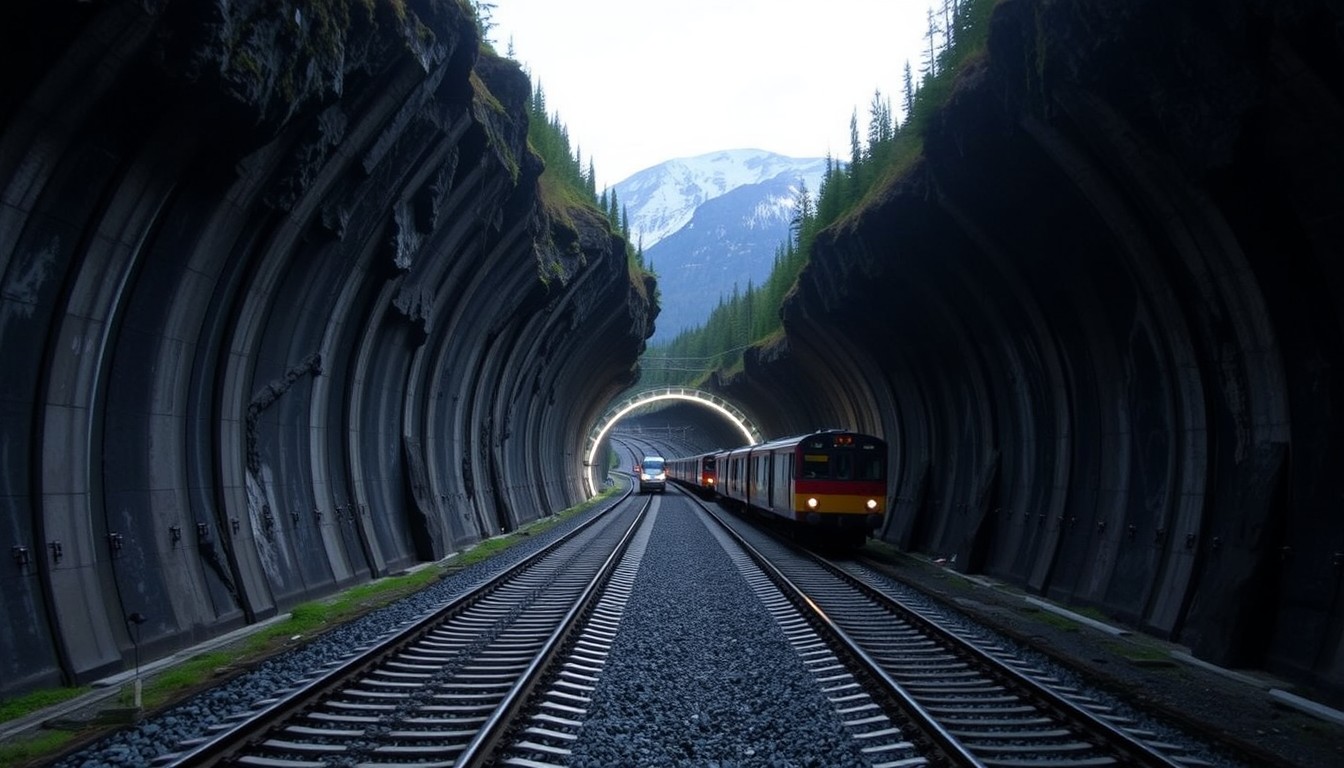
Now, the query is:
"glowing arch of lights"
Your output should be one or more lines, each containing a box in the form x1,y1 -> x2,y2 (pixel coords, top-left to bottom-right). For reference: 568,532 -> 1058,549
583,387 -> 763,495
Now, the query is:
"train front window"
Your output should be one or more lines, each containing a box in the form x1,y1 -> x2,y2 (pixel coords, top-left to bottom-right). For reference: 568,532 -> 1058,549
857,455 -> 883,480
834,452 -> 853,479
802,453 -> 829,478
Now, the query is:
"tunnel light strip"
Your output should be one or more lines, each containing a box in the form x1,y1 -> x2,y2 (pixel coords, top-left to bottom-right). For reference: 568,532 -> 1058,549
583,388 -> 761,496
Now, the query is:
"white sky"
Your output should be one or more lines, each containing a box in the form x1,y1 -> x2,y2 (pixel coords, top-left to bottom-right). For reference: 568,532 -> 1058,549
489,1 -> 933,190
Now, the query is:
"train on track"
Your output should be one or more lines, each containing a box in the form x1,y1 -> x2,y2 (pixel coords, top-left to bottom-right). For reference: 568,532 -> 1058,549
667,429 -> 888,546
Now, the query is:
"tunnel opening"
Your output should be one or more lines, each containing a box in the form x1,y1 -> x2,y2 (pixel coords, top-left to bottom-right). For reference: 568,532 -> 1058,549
583,388 -> 763,495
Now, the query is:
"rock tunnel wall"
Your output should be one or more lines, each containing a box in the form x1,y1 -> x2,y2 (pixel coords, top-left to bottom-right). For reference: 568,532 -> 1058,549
716,0 -> 1344,700
0,1 -> 653,697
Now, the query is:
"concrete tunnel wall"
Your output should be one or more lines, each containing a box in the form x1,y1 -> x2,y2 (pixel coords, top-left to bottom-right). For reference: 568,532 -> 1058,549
0,1 -> 654,697
712,0 -> 1344,701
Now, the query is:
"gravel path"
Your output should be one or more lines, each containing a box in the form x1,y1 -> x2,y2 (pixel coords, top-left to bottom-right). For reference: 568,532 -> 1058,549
566,495 -> 872,768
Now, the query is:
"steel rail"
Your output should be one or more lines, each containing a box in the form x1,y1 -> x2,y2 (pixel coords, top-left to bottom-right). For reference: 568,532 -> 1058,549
703,496 -> 1189,768
807,551 -> 1187,768
161,488 -> 633,767
452,495 -> 651,766
693,495 -> 981,767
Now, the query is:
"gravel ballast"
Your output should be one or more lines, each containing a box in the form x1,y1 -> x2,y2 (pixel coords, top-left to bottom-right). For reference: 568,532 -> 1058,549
565,495 -> 871,767
856,547 -> 1344,768
31,484 -> 1344,768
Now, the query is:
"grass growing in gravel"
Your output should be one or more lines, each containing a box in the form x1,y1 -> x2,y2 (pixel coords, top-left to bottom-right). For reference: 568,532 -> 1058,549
1026,607 -> 1083,632
0,728 -> 74,766
447,489 -> 614,568
0,688 -> 90,724
1100,637 -> 1173,664
0,486 -> 620,765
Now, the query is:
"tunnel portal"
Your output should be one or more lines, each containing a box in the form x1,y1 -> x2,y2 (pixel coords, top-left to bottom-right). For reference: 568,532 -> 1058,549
584,387 -> 764,494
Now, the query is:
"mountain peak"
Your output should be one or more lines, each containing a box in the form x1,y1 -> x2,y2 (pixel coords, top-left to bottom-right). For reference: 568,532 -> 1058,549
614,149 -> 827,249
613,150 -> 831,343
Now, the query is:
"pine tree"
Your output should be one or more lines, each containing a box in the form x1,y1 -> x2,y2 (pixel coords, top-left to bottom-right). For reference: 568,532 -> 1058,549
923,8 -> 940,76
902,61 -> 915,123
471,1 -> 496,42
531,82 -> 546,116
790,179 -> 814,247
818,154 -> 846,223
849,109 -> 863,175
868,89 -> 893,148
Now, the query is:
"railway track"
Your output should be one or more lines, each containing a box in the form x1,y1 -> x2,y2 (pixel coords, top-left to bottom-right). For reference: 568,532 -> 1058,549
497,496 -> 931,768
699,498 -> 1204,768
491,493 -> 657,768
155,492 -> 649,767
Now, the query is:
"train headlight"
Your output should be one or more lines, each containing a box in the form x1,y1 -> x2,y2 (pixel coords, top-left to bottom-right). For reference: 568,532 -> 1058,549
866,499 -> 878,510
806,497 -> 819,509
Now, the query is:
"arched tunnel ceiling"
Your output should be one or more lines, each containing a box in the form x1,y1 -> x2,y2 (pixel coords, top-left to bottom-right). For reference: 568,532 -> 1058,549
4,0 -> 1344,709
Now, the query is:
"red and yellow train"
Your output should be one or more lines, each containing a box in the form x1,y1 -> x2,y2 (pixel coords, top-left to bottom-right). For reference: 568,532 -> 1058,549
667,430 -> 888,546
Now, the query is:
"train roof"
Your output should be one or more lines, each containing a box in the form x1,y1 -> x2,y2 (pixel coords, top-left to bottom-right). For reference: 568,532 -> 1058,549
669,431 -> 885,463
722,429 -> 884,455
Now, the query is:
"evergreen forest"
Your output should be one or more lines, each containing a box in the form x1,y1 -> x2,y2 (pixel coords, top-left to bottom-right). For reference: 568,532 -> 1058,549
639,0 -> 995,387
473,2 -> 647,280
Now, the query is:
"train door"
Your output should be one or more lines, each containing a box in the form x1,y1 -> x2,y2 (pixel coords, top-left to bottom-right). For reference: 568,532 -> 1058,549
748,451 -> 763,506
776,450 -> 793,513
763,451 -> 775,509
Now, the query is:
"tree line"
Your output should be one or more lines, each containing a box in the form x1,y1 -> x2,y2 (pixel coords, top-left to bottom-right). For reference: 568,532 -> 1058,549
640,0 -> 994,387
472,1 -> 646,273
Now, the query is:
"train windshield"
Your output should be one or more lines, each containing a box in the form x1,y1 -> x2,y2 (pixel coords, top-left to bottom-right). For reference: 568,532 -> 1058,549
800,434 -> 885,480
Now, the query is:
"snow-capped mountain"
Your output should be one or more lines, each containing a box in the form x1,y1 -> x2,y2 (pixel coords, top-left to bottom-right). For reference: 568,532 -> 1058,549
612,149 -> 828,343
615,149 -> 828,250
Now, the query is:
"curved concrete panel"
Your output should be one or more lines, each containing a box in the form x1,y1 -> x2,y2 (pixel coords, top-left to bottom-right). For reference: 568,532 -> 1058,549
712,0 -> 1344,699
0,2 -> 653,696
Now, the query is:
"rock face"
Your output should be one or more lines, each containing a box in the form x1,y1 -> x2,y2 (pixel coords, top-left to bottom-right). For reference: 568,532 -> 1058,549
0,1 -> 653,696
715,0 -> 1344,701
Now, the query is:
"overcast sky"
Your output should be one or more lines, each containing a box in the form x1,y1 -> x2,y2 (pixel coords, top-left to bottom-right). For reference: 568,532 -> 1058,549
489,1 -> 933,190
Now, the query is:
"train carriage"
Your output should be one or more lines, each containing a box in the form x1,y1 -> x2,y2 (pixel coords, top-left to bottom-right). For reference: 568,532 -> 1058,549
702,430 -> 888,545
667,452 -> 717,496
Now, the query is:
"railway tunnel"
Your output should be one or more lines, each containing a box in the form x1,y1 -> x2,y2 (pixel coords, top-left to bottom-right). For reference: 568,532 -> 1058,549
0,1 -> 656,697
3,0 -> 1344,711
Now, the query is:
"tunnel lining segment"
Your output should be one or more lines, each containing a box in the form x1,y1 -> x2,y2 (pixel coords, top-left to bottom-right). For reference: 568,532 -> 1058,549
583,387 -> 763,495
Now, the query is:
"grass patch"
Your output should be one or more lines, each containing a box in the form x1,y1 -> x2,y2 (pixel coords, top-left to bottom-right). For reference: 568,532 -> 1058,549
0,728 -> 79,766
446,487 -> 619,569
0,486 -> 621,749
0,687 -> 90,724
1101,637 -> 1173,664
132,651 -> 238,710
1026,608 -> 1082,632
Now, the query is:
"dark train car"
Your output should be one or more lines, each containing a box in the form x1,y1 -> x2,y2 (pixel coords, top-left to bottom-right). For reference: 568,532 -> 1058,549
715,430 -> 887,545
668,452 -> 717,495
